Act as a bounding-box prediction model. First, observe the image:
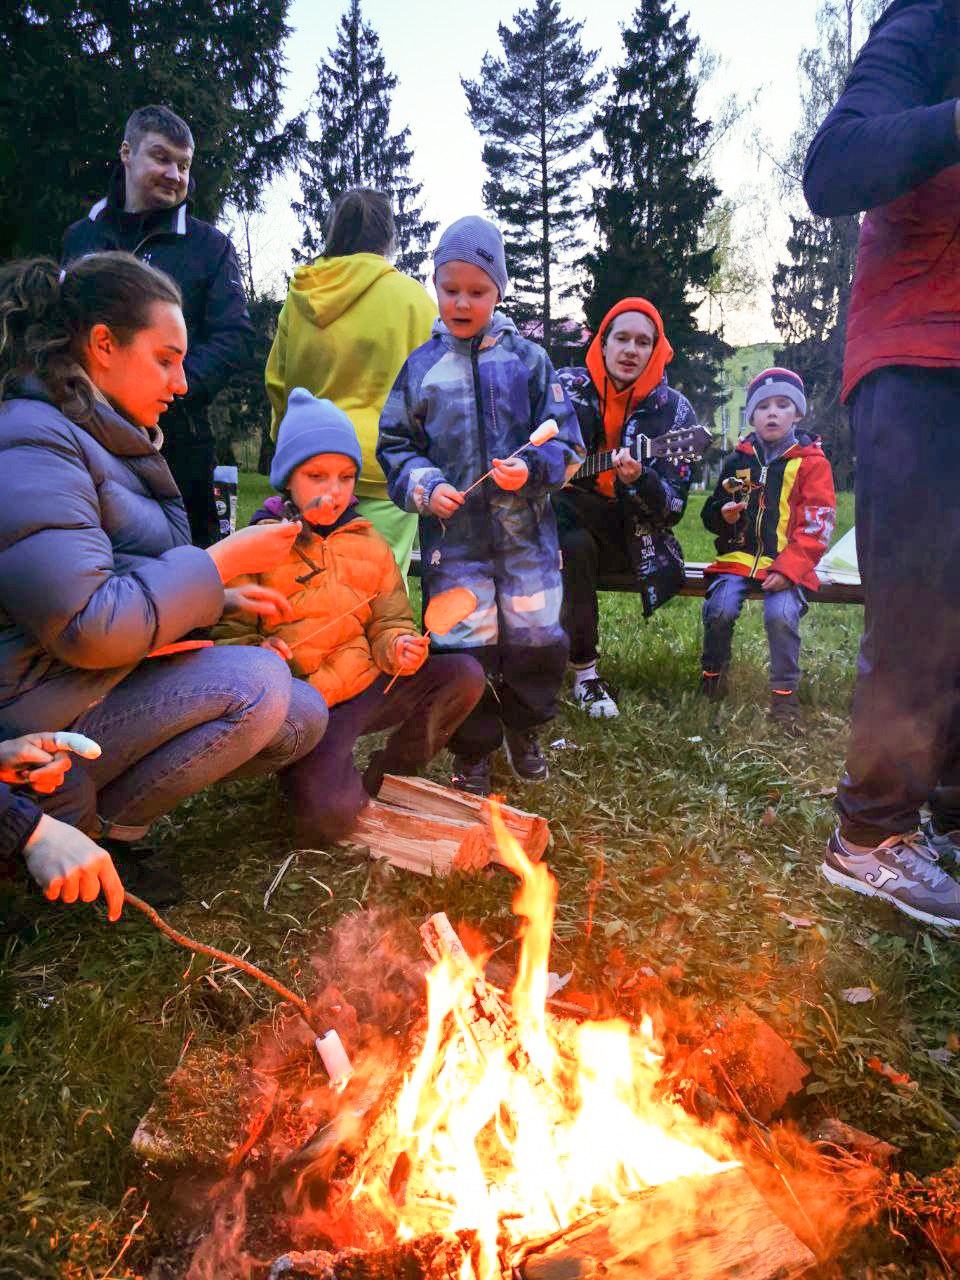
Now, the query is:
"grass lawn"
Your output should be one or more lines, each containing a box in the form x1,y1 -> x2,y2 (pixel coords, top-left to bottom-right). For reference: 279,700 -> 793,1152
2,479 -> 958,1278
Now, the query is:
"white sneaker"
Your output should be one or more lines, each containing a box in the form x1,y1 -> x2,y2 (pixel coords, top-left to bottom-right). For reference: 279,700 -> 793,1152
573,677 -> 619,719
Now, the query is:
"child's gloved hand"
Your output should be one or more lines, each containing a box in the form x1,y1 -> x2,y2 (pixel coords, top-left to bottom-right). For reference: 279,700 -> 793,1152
721,500 -> 747,524
261,635 -> 294,661
24,815 -> 124,921
394,633 -> 430,675
761,571 -> 791,593
223,584 -> 296,623
491,458 -> 529,491
0,732 -> 101,794
429,484 -> 465,518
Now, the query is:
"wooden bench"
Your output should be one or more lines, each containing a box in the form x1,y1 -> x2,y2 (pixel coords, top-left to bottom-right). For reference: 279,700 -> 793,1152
408,551 -> 864,606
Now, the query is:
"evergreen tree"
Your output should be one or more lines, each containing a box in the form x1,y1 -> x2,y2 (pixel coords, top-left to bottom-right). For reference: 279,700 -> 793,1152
770,0 -> 881,486
462,0 -> 603,348
583,0 -> 730,418
0,0 -> 303,260
294,0 -> 437,278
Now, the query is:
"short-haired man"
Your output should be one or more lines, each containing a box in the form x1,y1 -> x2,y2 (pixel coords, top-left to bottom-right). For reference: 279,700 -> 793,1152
62,104 -> 253,546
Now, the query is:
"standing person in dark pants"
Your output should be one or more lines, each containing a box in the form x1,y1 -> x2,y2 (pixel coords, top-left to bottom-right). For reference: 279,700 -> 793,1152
62,104 -> 253,546
806,0 -> 960,927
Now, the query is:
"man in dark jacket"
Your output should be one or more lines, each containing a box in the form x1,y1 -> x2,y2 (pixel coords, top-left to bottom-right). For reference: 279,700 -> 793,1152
62,104 -> 253,546
805,0 -> 960,927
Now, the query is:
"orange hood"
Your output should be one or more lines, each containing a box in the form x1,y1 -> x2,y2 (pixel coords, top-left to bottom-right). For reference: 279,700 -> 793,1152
584,298 -> 674,495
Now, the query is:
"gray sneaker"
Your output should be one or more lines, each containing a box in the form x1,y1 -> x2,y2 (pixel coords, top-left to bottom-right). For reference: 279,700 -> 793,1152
821,828 -> 960,928
920,818 -> 960,869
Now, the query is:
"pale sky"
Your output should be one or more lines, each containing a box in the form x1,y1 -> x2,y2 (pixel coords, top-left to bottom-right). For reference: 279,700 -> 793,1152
241,0 -> 852,345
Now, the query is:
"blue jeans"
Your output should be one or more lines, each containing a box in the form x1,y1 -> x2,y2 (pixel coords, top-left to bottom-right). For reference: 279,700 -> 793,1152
40,646 -> 328,837
701,574 -> 807,692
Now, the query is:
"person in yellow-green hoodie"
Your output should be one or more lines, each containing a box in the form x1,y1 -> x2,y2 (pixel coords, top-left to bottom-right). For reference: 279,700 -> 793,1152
265,188 -> 436,578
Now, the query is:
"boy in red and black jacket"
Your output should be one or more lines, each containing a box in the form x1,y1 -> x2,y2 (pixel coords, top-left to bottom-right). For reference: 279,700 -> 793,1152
700,368 -> 835,733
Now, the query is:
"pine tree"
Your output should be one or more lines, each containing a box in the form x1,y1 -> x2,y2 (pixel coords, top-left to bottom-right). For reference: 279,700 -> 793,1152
462,0 -> 604,349
294,0 -> 437,278
770,0 -> 882,486
583,0 -> 729,418
0,0 -> 303,259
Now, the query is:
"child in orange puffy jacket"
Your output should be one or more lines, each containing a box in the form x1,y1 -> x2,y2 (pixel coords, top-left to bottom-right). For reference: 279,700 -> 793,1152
214,389 -> 483,840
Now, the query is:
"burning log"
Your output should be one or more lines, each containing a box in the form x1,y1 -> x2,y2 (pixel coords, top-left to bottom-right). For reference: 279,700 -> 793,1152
514,1168 -> 816,1280
348,798 -> 490,875
678,1007 -> 810,1123
376,774 -> 549,862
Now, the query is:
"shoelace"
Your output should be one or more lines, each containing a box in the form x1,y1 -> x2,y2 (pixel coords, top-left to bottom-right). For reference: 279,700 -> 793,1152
884,831 -> 952,889
580,678 -> 614,702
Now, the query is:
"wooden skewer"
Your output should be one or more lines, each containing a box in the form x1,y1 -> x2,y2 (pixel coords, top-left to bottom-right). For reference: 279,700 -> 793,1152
286,593 -> 377,652
383,633 -> 432,695
124,891 -> 317,1030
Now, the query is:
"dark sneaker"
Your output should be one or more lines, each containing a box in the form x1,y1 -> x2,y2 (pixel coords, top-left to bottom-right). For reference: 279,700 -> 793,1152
920,818 -> 960,869
700,671 -> 728,701
821,828 -> 960,928
573,677 -> 619,719
451,754 -> 492,798
502,729 -> 549,783
104,842 -> 182,911
768,690 -> 803,737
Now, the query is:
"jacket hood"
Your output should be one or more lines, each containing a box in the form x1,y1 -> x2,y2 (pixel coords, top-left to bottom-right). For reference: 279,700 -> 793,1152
737,428 -> 823,459
431,309 -> 518,348
585,298 -> 674,408
287,253 -> 397,329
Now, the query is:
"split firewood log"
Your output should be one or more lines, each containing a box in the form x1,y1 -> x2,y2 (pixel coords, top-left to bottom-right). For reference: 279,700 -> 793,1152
347,799 -> 489,875
377,774 -> 549,861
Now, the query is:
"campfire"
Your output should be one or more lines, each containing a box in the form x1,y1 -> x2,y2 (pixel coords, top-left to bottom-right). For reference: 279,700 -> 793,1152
139,799 -> 842,1279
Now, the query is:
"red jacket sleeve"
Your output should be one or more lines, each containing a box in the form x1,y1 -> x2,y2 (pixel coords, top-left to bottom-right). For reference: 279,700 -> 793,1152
772,453 -> 837,586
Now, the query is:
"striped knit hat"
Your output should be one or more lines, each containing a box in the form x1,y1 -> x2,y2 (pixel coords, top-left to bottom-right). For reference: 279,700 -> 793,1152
745,368 -> 807,424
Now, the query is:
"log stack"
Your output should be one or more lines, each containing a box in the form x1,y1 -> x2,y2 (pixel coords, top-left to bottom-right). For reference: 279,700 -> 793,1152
345,776 -> 549,877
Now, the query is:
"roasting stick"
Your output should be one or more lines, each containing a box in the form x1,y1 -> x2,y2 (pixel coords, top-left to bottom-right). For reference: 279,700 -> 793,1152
459,419 -> 560,498
286,593 -> 377,653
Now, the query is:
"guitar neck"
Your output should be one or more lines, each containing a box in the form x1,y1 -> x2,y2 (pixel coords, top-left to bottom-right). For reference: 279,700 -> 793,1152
576,436 -> 651,480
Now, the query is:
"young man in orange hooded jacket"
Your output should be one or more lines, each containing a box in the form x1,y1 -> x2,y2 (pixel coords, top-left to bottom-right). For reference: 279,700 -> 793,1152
556,299 -> 697,719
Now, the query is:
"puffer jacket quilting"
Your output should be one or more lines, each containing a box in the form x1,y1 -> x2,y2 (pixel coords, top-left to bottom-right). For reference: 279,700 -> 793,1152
0,386 -> 224,734
377,313 -> 584,593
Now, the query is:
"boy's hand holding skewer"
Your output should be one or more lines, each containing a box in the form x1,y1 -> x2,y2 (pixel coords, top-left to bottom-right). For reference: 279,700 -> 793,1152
428,483 -> 465,518
491,457 -> 528,491
394,632 -> 430,675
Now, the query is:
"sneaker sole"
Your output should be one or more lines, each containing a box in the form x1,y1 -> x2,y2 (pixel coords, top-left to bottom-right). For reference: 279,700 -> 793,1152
819,860 -> 960,928
583,702 -> 619,719
501,738 -> 549,784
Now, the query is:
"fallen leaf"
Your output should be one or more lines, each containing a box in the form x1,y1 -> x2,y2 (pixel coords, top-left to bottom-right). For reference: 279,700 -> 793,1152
840,986 -> 875,1004
818,785 -> 838,797
761,806 -> 778,827
780,912 -> 814,928
866,1057 -> 918,1089
546,971 -> 573,997
948,1033 -> 960,1053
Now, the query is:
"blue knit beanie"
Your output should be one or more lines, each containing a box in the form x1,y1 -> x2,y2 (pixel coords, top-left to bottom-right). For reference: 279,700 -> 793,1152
433,215 -> 509,299
745,368 -> 807,424
269,388 -> 362,490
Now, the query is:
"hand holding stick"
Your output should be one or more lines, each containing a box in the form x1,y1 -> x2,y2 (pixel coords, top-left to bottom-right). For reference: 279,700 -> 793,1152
460,419 -> 559,498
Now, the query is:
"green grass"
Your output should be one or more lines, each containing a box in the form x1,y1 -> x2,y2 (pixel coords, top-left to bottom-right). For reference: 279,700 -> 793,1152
3,479 -> 955,1279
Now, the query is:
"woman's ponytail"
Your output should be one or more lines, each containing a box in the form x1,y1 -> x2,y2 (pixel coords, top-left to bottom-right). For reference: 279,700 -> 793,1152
323,188 -> 396,259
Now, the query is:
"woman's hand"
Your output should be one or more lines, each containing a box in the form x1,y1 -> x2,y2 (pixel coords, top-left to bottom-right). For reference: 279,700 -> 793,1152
394,633 -> 430,675
223,584 -> 295,623
23,815 -> 124,921
761,571 -> 791,593
721,500 -> 747,524
261,635 -> 294,661
0,732 -> 101,794
491,458 -> 529,491
428,484 -> 465,518
612,448 -> 644,485
207,521 -> 303,583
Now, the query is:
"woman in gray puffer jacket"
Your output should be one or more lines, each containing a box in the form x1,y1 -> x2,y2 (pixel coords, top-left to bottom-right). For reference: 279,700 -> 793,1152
0,253 -> 328,911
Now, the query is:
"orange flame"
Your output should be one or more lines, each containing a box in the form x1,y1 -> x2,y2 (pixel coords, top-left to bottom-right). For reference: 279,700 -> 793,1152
351,799 -> 732,1275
